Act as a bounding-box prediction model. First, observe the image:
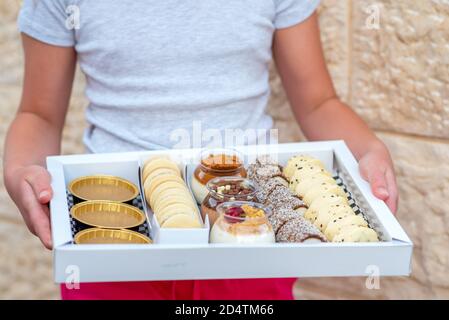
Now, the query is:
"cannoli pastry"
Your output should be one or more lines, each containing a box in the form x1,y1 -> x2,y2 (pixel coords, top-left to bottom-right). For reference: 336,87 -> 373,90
255,178 -> 286,203
283,155 -> 325,180
268,207 -> 301,234
276,216 -> 327,243
255,155 -> 281,167
265,185 -> 305,211
252,166 -> 283,182
332,226 -> 379,242
302,184 -> 347,207
324,214 -> 368,241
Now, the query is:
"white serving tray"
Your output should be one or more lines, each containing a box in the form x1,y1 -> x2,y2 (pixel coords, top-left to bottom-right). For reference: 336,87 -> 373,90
47,141 -> 412,283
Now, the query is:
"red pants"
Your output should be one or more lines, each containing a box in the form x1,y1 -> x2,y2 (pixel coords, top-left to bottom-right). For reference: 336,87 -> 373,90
61,279 -> 295,300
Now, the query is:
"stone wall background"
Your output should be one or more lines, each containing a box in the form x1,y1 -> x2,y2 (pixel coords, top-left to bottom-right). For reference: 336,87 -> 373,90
0,0 -> 448,299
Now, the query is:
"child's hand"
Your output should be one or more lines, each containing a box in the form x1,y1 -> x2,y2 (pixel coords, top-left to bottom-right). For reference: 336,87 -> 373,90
5,165 -> 53,249
358,143 -> 398,214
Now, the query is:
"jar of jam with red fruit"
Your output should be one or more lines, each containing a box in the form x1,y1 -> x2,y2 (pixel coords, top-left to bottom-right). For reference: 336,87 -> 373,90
201,176 -> 258,226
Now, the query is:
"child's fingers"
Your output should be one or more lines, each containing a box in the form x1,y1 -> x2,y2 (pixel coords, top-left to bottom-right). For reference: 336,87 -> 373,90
385,168 -> 398,214
21,181 -> 53,249
367,167 -> 389,201
24,167 -> 53,204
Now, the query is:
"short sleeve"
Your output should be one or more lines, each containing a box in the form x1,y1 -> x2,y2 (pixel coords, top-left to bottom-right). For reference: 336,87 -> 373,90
18,0 -> 75,47
274,0 -> 321,29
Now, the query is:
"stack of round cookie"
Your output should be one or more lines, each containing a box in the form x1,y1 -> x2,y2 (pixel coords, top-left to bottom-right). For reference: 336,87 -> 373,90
283,155 -> 378,242
142,157 -> 202,228
248,156 -> 326,243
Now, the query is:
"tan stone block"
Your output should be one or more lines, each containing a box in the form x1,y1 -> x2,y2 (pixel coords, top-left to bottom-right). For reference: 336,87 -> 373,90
317,0 -> 350,101
0,223 -> 58,299
351,1 -> 449,138
379,132 -> 449,293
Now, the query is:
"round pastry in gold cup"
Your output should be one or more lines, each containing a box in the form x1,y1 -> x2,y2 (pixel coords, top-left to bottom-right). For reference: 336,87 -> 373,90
70,200 -> 146,230
201,177 -> 258,226
68,175 -> 139,204
75,228 -> 152,244
191,148 -> 247,204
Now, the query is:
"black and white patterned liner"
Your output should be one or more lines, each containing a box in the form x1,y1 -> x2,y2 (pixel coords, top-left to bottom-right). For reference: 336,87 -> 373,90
334,170 -> 385,241
66,191 -> 151,242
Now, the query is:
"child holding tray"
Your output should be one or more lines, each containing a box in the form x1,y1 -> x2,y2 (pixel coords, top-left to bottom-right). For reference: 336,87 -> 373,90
3,0 -> 397,300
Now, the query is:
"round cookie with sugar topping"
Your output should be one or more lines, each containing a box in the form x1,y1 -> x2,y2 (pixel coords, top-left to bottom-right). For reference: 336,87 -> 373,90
268,207 -> 301,234
333,226 -> 378,243
255,178 -> 286,203
252,165 -> 283,182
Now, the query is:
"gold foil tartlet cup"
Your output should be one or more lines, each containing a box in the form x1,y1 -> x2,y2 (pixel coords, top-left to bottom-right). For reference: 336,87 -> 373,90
74,228 -> 152,244
70,200 -> 146,229
68,175 -> 139,203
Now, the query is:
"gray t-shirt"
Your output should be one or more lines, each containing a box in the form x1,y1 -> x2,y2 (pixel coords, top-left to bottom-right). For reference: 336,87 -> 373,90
18,0 -> 320,152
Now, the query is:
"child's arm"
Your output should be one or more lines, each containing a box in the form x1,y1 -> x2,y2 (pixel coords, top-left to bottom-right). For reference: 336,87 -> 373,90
3,34 -> 76,248
273,13 -> 398,213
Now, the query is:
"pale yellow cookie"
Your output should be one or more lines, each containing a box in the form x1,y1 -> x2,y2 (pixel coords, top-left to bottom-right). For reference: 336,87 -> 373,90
304,196 -> 348,223
143,167 -> 180,186
333,226 -> 378,243
283,155 -> 325,179
288,166 -> 332,192
146,174 -> 185,198
324,214 -> 368,241
149,181 -> 189,208
303,184 -> 347,207
313,204 -> 354,232
154,194 -> 198,214
152,188 -> 193,210
157,203 -> 198,225
161,214 -> 202,228
295,174 -> 337,197
142,157 -> 181,182
144,177 -> 184,202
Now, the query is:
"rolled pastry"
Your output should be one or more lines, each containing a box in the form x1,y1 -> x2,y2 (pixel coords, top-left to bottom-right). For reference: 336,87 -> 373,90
276,216 -> 327,243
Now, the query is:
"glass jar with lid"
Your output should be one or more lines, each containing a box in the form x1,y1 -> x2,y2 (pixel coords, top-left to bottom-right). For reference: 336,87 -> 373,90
201,177 -> 258,226
190,148 -> 246,204
210,201 -> 275,244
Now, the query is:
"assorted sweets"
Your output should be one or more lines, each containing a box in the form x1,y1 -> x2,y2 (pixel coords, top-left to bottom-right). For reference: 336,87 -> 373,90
68,174 -> 151,244
210,202 -> 275,244
284,155 -> 379,242
201,177 -> 257,226
68,152 -> 380,244
247,157 -> 326,243
142,156 -> 203,228
191,149 -> 246,204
